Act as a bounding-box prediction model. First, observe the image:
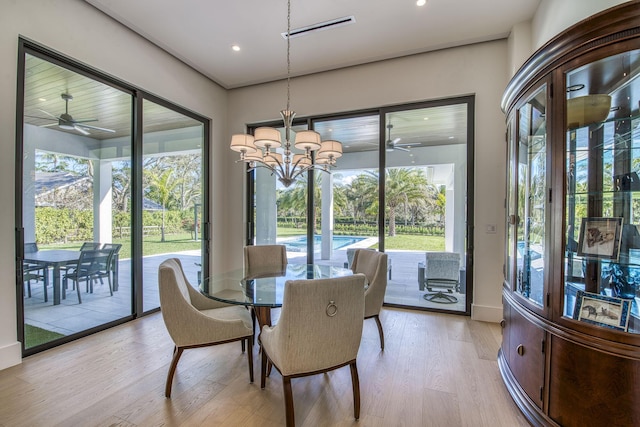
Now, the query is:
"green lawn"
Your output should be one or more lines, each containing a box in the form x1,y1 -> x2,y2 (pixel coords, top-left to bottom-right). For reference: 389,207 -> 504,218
24,324 -> 65,348
276,227 -> 308,237
41,232 -> 201,259
276,226 -> 444,251
41,230 -> 443,258
371,234 -> 445,251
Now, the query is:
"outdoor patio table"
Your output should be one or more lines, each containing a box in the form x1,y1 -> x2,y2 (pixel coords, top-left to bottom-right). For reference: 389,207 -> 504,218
23,250 -> 80,305
200,263 -> 356,331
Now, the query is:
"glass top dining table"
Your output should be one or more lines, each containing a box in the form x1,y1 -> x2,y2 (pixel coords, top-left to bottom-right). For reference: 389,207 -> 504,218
200,263 -> 355,328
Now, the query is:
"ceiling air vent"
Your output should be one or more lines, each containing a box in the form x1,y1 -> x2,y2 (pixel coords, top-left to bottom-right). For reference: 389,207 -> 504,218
281,15 -> 356,39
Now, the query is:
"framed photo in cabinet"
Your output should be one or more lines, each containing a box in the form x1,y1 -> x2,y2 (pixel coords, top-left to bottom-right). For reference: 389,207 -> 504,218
577,217 -> 623,261
573,290 -> 631,331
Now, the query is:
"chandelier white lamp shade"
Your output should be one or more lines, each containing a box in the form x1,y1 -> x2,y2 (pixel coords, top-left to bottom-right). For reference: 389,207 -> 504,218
228,0 -> 342,188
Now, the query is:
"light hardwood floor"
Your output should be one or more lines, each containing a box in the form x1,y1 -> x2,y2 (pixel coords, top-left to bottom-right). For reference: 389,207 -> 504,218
0,308 -> 530,427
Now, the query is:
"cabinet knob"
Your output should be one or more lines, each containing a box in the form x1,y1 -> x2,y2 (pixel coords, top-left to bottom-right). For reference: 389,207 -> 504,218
516,344 -> 525,356
500,319 -> 506,328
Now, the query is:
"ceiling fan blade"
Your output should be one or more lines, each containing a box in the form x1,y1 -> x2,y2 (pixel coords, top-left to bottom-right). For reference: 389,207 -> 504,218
75,123 -> 116,133
73,125 -> 91,135
25,114 -> 57,121
72,118 -> 99,124
393,137 -> 401,144
394,146 -> 410,152
36,109 -> 59,119
40,123 -> 58,128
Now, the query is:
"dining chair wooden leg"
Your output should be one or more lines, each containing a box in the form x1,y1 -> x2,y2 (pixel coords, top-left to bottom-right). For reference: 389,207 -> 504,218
350,361 -> 361,420
374,314 -> 385,350
165,346 -> 184,398
246,337 -> 254,383
260,349 -> 268,388
282,375 -> 295,427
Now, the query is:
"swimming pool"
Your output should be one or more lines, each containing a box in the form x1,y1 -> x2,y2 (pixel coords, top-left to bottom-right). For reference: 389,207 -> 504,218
281,235 -> 365,252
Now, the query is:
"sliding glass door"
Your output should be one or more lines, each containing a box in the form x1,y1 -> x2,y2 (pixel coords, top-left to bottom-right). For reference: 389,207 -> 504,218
19,52 -> 133,350
16,42 -> 209,354
142,99 -> 205,312
382,104 -> 470,313
248,98 -> 473,314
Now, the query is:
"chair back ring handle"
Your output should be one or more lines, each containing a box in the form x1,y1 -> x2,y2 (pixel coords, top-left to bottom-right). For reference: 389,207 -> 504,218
326,301 -> 337,317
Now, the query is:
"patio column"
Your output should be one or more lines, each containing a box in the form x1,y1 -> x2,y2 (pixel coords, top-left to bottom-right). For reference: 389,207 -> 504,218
93,160 -> 113,243
449,162 -> 466,257
255,168 -> 277,244
320,173 -> 333,260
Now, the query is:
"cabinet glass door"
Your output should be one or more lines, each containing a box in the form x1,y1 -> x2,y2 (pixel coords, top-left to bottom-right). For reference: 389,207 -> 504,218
516,87 -> 547,307
506,120 -> 515,288
563,48 -> 640,334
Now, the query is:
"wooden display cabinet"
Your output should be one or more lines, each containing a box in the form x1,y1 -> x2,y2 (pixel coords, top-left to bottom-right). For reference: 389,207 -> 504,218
500,2 -> 640,426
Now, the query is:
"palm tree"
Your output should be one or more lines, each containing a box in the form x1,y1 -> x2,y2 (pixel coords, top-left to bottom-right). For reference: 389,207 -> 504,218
360,168 -> 429,237
147,169 -> 178,242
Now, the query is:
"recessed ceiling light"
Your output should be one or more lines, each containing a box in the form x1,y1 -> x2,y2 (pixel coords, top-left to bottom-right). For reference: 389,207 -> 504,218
448,136 -> 454,139
417,0 -> 427,6
423,117 -> 429,120
38,98 -> 47,102
231,45 -> 241,52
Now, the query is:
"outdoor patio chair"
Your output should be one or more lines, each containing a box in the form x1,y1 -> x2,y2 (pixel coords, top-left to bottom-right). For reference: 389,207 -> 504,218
419,252 -> 461,304
60,242 -> 104,282
62,248 -> 113,303
260,274 -> 366,427
80,242 -> 103,250
23,242 -> 49,302
351,249 -> 389,350
158,258 -> 254,398
101,243 -> 122,291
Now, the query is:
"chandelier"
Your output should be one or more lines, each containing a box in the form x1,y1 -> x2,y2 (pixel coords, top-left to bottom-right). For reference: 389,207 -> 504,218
229,0 -> 342,188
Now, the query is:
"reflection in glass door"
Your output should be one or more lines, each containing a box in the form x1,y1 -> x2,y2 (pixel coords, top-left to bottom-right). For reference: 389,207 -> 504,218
19,52 -> 132,350
142,100 -> 205,312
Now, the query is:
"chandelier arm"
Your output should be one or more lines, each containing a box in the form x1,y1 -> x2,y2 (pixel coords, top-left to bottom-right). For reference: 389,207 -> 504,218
262,152 -> 287,177
250,162 -> 278,175
289,163 -> 315,181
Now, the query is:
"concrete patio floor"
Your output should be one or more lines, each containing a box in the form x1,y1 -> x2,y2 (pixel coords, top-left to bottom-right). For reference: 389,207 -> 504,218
22,247 -> 467,340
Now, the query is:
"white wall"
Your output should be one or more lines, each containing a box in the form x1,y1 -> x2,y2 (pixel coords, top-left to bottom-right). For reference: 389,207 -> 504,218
531,0 -> 631,51
228,40 -> 510,323
507,0 -> 631,79
0,0 -> 228,371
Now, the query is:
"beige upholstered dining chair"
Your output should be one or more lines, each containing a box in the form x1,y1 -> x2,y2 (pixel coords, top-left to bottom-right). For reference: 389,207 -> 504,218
158,258 -> 254,398
244,244 -> 288,328
260,274 -> 366,427
351,249 -> 389,350
243,244 -> 288,276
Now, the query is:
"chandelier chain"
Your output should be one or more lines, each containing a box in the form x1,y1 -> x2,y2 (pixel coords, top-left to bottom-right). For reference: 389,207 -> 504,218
286,0 -> 291,113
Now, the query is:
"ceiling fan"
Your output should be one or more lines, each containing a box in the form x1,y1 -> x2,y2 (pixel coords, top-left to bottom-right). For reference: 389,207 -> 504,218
27,93 -> 115,135
385,123 -> 410,152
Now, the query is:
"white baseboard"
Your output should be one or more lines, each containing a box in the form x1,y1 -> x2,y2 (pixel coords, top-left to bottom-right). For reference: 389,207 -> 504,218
0,341 -> 22,371
471,303 -> 503,323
